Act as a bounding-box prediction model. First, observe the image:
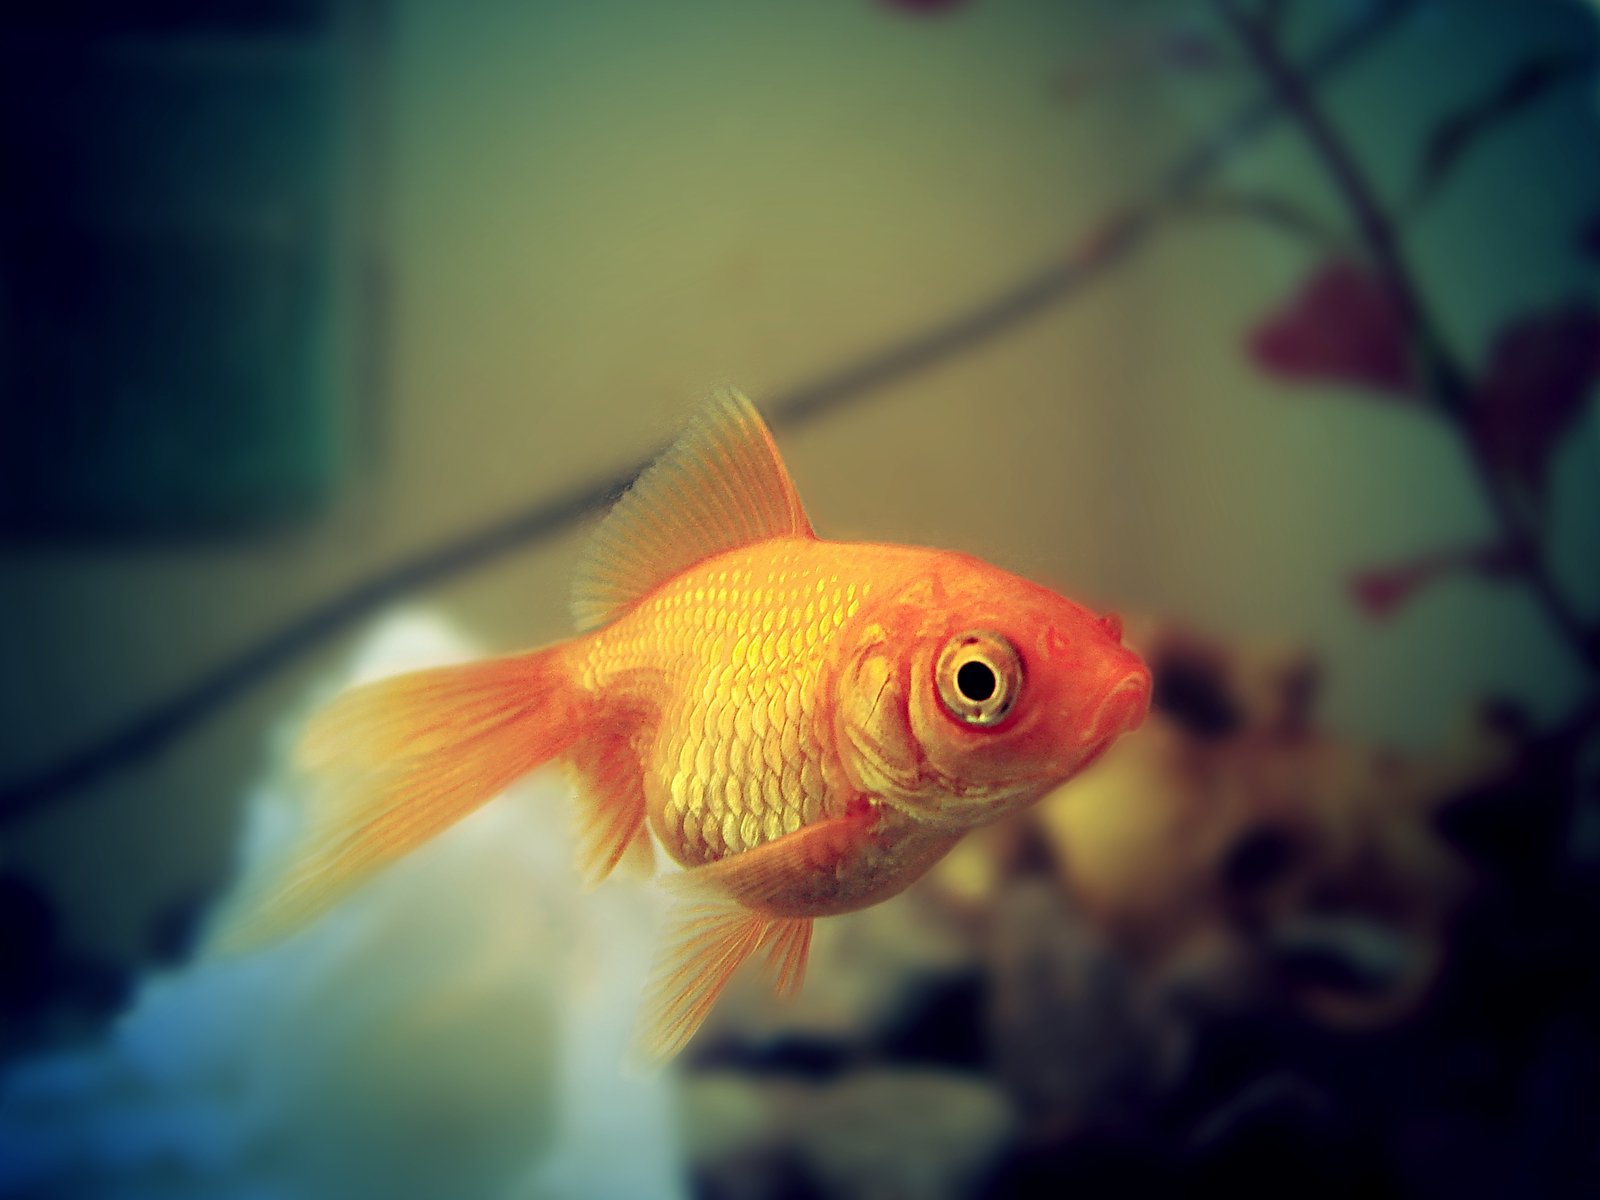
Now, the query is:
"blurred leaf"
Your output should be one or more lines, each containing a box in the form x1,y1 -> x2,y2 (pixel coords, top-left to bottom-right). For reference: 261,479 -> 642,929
1470,300 -> 1600,501
1248,261 -> 1416,396
1409,49 -> 1599,209
1055,25 -> 1228,102
1349,542 -> 1522,620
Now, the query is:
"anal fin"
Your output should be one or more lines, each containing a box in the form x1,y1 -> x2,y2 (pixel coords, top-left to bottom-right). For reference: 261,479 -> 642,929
757,916 -> 813,999
634,879 -> 812,1066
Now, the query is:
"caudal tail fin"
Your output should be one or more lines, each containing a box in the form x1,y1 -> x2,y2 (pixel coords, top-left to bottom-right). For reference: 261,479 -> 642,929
210,643 -> 583,954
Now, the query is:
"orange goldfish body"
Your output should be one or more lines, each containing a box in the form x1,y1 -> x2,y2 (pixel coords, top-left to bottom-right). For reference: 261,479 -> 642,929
214,391 -> 1151,1060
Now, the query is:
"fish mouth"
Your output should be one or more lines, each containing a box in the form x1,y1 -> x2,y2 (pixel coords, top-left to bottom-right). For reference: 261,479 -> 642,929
1082,666 -> 1151,748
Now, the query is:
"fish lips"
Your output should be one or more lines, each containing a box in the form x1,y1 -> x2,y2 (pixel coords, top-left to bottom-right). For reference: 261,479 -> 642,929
1084,665 -> 1152,746
1051,660 -> 1152,776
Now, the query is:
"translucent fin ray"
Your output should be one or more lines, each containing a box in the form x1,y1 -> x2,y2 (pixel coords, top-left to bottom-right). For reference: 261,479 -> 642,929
758,917 -> 813,999
571,389 -> 813,631
633,877 -> 795,1065
209,646 -> 581,953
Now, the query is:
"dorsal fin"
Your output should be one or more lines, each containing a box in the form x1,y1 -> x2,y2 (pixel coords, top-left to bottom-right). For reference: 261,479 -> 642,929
571,389 -> 814,631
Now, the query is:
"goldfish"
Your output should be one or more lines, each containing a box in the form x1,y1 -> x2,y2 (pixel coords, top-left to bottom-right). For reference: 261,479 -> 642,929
215,390 -> 1151,1060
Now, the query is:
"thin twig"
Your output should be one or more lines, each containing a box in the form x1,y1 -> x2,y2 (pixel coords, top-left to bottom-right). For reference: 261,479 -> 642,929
1211,0 -> 1599,673
1170,189 -> 1350,251
0,0 -> 1427,825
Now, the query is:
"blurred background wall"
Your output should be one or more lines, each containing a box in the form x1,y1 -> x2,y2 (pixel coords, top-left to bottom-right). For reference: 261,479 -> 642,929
0,2 -> 1596,1186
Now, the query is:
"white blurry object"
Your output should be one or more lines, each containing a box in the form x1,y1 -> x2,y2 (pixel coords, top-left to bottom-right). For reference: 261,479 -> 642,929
0,612 -> 684,1200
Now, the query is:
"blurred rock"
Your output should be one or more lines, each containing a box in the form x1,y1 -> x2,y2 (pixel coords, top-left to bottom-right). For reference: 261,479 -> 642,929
0,873 -> 139,1062
801,1070 -> 1013,1200
986,876 -> 1173,1141
1180,1071 -> 1386,1200
0,873 -> 58,1021
682,1068 -> 1014,1200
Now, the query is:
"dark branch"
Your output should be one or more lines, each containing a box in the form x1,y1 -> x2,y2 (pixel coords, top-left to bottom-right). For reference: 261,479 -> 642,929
1169,189 -> 1349,251
1211,0 -> 1599,672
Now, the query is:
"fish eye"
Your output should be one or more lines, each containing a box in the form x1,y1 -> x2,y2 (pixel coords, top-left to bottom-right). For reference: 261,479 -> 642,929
936,631 -> 1022,728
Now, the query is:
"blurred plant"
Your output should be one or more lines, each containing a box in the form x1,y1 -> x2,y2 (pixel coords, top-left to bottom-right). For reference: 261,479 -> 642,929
1054,21 -> 1231,103
1248,259 -> 1416,395
1024,1 -> 1598,1188
1215,0 -> 1600,657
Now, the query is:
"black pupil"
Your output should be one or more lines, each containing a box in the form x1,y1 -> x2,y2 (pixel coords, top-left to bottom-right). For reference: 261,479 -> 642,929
957,659 -> 997,703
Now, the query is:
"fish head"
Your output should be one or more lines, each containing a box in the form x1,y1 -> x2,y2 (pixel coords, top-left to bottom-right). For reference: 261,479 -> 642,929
833,556 -> 1151,831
